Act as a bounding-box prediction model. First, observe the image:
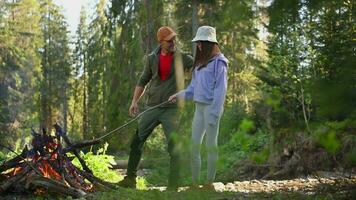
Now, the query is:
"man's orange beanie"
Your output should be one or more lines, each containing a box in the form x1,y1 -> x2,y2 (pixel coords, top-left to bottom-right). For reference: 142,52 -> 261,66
157,26 -> 177,42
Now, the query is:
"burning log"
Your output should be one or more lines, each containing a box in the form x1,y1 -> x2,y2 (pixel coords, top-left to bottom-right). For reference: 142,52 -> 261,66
0,146 -> 28,172
0,124 -> 116,198
53,124 -> 93,174
0,166 -> 30,192
25,174 -> 86,198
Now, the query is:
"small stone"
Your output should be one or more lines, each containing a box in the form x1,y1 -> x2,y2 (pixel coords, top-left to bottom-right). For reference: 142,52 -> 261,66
213,182 -> 226,192
225,183 -> 237,192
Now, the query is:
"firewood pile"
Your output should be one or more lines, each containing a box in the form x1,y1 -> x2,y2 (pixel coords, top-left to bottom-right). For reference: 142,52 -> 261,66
0,124 -> 115,198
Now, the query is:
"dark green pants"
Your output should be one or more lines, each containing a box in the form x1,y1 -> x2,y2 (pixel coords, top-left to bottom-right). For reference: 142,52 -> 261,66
126,106 -> 180,187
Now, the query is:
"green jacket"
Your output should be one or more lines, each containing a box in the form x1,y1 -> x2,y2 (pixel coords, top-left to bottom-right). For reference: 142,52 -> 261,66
137,46 -> 193,107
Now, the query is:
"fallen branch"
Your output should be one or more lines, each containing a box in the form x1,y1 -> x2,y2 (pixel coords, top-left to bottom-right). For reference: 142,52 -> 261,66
25,174 -> 86,198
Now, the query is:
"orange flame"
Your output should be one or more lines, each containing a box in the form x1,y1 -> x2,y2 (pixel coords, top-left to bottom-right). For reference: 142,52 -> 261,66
34,187 -> 47,195
38,160 -> 62,180
12,166 -> 23,176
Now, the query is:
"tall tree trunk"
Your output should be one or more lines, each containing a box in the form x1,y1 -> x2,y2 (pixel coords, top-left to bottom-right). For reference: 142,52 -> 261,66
192,0 -> 198,55
299,82 -> 310,132
71,78 -> 78,137
231,33 -> 236,104
144,0 -> 155,54
83,55 -> 88,137
63,82 -> 68,132
102,50 -> 107,132
0,78 -> 10,143
41,7 -> 52,133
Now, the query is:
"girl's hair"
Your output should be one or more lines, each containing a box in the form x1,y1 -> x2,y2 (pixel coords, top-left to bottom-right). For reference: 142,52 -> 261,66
193,41 -> 220,70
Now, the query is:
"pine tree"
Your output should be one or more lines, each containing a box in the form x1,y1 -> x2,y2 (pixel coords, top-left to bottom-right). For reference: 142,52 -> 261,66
0,0 -> 43,147
39,0 -> 71,132
71,6 -> 89,139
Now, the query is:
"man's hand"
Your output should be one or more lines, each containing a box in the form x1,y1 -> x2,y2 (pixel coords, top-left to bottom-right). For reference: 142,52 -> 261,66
129,86 -> 144,117
129,102 -> 139,117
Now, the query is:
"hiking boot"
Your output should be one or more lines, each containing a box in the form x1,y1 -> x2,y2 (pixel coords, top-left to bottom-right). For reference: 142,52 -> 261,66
117,176 -> 136,188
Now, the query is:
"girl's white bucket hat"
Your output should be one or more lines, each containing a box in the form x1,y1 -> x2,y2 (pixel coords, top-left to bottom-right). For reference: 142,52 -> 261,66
192,26 -> 218,43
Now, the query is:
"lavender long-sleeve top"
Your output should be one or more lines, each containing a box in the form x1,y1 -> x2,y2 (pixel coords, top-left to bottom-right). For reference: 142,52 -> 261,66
178,53 -> 228,124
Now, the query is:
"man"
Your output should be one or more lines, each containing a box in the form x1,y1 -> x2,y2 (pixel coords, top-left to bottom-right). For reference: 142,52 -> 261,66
117,26 -> 193,190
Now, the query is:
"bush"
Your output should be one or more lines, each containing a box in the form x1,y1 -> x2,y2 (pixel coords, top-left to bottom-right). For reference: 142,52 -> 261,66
218,119 -> 270,180
70,142 -> 121,183
0,151 -> 6,164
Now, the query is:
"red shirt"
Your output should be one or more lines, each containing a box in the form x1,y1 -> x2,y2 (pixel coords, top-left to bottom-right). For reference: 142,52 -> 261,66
159,53 -> 173,80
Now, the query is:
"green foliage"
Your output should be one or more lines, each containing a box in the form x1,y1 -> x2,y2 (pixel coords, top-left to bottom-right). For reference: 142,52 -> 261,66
239,118 -> 255,134
12,189 -> 352,200
265,88 -> 282,111
250,147 -> 270,164
0,0 -> 42,146
306,1 -> 355,120
1,0 -> 355,190
225,119 -> 268,154
345,149 -> 356,166
311,119 -> 355,154
145,126 -> 167,154
39,0 -> 72,131
77,189 -> 235,200
136,176 -> 148,190
70,143 -> 121,183
0,151 -> 6,164
315,130 -> 341,154
218,119 -> 270,178
325,120 -> 352,131
0,150 -> 17,168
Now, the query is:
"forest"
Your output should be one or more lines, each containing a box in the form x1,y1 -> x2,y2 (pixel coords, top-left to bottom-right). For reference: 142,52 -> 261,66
0,0 -> 355,199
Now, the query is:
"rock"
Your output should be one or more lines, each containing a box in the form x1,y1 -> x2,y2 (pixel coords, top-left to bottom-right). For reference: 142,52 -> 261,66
213,182 -> 226,192
225,182 -> 237,192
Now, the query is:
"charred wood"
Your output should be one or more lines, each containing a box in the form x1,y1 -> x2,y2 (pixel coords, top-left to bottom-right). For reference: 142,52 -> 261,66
0,166 -> 30,192
25,174 -> 86,198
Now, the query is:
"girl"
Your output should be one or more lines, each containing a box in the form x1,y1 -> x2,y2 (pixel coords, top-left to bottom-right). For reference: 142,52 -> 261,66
169,26 -> 228,189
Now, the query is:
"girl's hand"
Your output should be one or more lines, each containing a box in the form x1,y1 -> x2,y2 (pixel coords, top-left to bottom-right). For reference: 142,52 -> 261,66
168,93 -> 178,103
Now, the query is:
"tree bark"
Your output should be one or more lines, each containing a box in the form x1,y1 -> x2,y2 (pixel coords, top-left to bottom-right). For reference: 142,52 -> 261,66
25,174 -> 86,198
192,0 -> 198,55
0,166 -> 30,192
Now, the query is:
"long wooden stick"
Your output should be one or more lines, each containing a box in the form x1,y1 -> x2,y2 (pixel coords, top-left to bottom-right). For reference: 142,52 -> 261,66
62,139 -> 101,153
0,146 -> 28,173
54,124 -> 93,174
96,100 -> 171,142
26,174 -> 86,198
0,166 -> 30,192
0,144 -> 42,175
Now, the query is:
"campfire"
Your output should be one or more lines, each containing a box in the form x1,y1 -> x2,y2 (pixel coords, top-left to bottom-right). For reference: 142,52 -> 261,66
0,124 -> 116,198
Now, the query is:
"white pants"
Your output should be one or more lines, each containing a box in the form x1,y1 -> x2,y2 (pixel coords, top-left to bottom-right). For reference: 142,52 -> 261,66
191,102 -> 221,183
